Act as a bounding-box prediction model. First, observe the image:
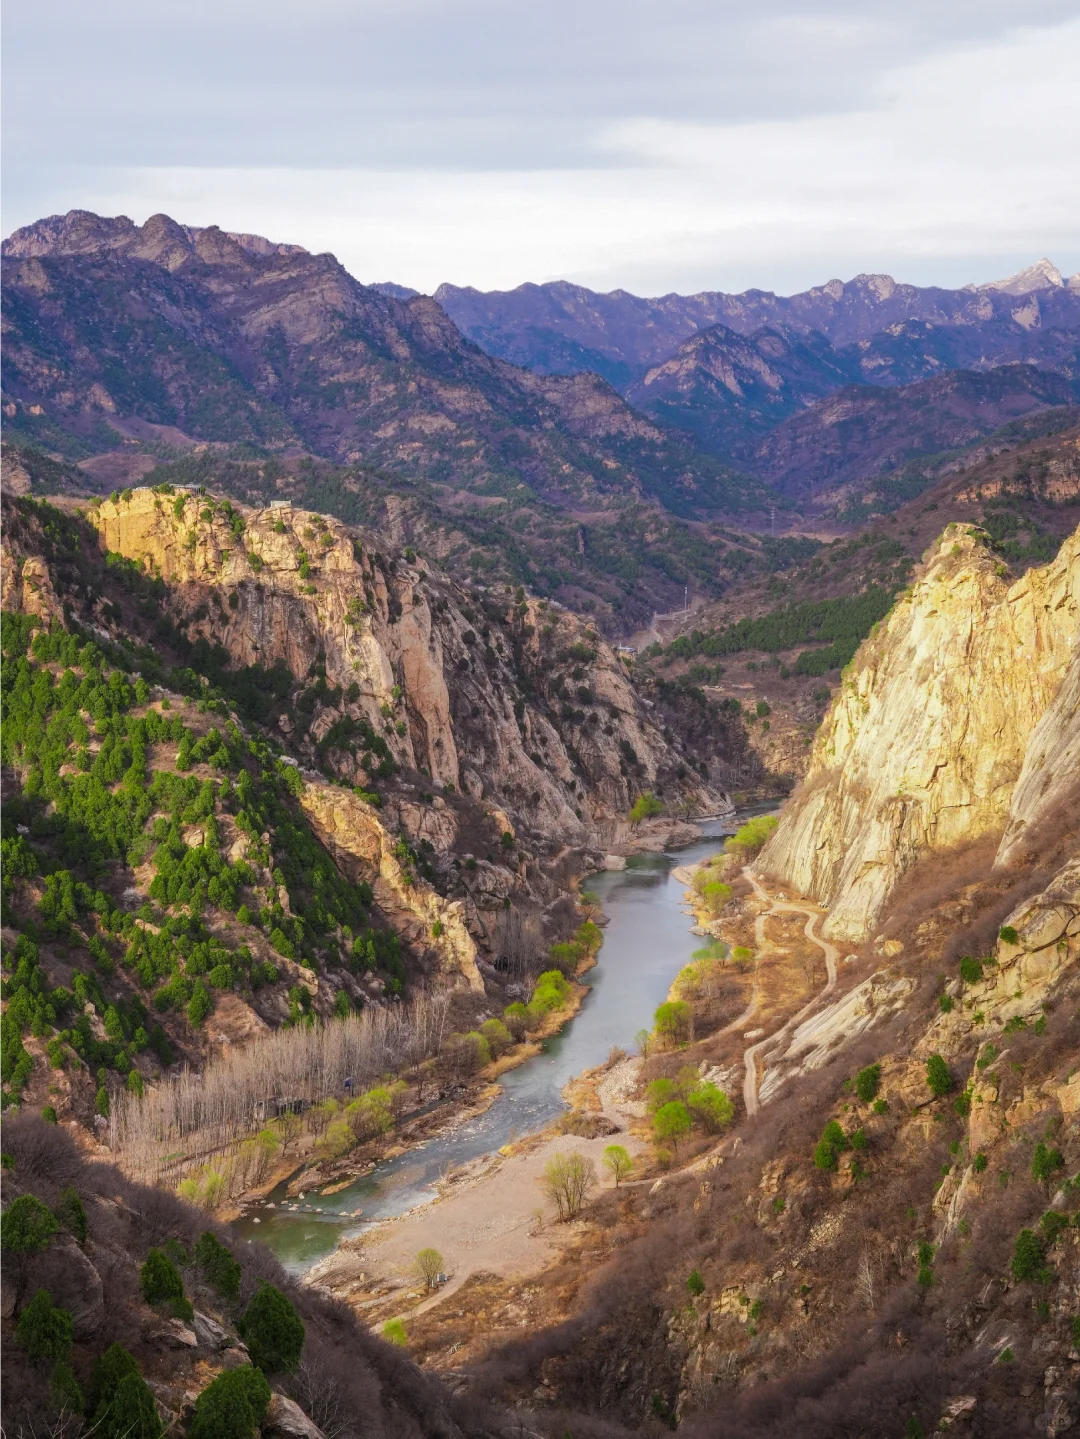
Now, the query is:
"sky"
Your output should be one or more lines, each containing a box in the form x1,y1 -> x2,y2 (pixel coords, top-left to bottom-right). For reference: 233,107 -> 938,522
3,0 -> 1079,296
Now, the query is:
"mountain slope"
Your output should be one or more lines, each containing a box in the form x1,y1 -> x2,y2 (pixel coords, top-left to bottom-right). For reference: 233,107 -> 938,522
1,211 -> 753,519
389,525 -> 1080,1436
1,1114 -> 477,1439
746,366 -> 1079,504
435,270 -> 1080,479
631,315 -> 1080,464
625,325 -> 857,452
760,522 -> 1080,940
1,485 -> 750,1129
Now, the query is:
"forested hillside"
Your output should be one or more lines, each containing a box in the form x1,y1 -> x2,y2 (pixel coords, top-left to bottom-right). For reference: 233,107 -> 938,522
1,485 -> 752,1130
1,1116 -> 477,1439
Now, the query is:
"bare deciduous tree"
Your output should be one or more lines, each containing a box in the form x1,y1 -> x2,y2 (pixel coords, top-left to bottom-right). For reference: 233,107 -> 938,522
541,1151 -> 597,1222
110,987 -> 452,1187
495,906 -> 543,984
292,1357 -> 355,1439
798,949 -> 821,990
856,1248 -> 876,1312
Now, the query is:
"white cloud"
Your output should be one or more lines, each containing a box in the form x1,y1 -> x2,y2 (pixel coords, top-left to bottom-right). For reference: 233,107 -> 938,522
5,16 -> 1078,294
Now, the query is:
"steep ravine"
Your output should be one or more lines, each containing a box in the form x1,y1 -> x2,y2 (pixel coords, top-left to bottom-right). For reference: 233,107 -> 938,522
81,489 -> 746,971
1,486 -> 748,1019
368,524 -> 1079,1436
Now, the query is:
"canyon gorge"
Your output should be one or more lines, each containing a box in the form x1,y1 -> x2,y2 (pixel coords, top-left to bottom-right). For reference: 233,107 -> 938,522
1,218 -> 1079,1439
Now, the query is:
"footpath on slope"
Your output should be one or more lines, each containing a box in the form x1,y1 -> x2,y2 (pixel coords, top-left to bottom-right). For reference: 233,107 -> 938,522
740,868 -> 840,1116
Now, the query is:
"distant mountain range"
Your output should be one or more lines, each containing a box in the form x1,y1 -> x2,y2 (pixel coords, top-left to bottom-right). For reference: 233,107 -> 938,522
375,260 -> 1080,488
404,259 -> 1080,383
3,210 -> 1079,573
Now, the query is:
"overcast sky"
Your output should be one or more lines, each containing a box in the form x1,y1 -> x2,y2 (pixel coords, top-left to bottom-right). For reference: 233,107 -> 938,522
3,1 -> 1079,295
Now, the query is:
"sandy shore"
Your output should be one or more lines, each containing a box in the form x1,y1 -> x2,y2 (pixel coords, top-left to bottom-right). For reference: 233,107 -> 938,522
305,1058 -> 645,1316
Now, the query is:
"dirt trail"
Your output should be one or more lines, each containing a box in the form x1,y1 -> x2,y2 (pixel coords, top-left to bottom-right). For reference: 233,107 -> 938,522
740,868 -> 839,1117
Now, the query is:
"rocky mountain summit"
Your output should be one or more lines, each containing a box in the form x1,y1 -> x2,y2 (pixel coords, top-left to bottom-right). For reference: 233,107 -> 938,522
1,210 -> 749,520
435,263 -> 1080,385
978,258 -> 1080,296
761,522 -> 1080,939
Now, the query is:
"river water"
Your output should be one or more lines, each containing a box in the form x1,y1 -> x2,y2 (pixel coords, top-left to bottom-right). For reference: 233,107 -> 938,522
233,812 -> 764,1273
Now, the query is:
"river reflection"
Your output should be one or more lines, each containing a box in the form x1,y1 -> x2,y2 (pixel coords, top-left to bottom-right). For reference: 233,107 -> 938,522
232,811 -> 768,1272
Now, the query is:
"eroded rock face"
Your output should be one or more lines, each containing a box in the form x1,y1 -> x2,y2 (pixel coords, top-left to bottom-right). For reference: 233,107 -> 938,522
761,525 -> 1080,941
87,489 -> 728,848
757,970 -> 915,1104
964,855 -> 1080,1028
0,549 -> 64,625
191,1310 -> 233,1350
997,647 -> 1080,867
300,782 -> 483,992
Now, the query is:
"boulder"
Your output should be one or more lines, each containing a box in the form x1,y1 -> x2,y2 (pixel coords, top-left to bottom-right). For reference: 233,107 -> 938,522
263,1392 -> 326,1438
145,1317 -> 198,1348
938,1395 -> 976,1428
220,1341 -> 252,1369
192,1310 -> 233,1350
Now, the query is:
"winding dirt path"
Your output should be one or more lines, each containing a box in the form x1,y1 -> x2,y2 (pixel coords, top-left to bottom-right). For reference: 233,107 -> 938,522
740,868 -> 840,1117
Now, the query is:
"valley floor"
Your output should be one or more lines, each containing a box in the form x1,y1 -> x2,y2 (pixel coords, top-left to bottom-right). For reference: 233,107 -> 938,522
303,868 -> 848,1346
307,1056 -> 646,1319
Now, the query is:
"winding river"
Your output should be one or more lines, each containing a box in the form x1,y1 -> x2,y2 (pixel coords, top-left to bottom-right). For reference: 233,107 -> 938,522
233,811 -> 768,1273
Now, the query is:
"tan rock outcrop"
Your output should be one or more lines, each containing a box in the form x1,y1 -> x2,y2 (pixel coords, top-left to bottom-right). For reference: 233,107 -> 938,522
961,854 -> 1080,1027
85,488 -> 727,852
761,525 -> 1080,941
299,782 -> 483,992
996,647 -> 1080,867
757,969 -> 914,1103
0,549 -> 64,625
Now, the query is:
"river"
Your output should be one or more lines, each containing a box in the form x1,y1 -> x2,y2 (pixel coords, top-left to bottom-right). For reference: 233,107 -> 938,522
232,811 -> 765,1272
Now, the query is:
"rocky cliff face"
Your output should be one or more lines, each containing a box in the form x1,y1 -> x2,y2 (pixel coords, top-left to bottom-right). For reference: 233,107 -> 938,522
86,488 -> 731,857
761,523 -> 1080,941
297,782 -> 483,992
996,646 -> 1080,868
